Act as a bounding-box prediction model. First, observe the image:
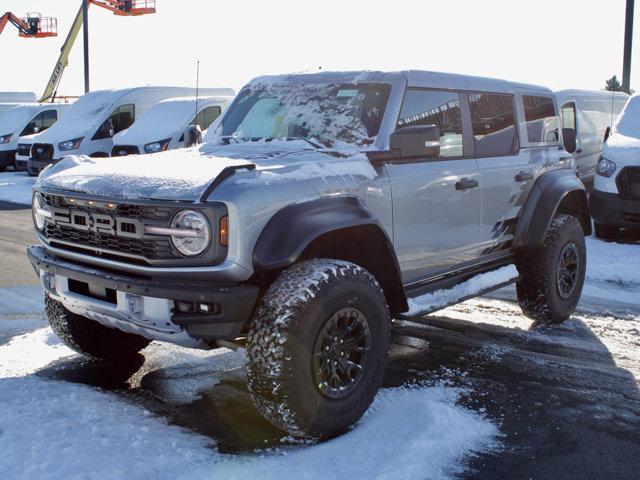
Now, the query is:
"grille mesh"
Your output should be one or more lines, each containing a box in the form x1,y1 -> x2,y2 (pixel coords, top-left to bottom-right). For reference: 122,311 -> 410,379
617,167 -> 640,200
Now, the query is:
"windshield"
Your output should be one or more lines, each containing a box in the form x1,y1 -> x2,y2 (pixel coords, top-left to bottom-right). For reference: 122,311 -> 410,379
0,106 -> 36,133
215,83 -> 390,148
615,95 -> 640,138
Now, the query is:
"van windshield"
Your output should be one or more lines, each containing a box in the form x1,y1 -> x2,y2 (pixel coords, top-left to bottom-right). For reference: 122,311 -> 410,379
215,83 -> 390,148
615,96 -> 640,138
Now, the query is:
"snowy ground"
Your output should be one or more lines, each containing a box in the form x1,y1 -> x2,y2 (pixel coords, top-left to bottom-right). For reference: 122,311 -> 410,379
0,171 -> 34,205
0,223 -> 638,478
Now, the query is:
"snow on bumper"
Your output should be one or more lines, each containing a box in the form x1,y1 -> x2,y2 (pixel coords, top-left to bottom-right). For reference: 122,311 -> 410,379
27,246 -> 259,344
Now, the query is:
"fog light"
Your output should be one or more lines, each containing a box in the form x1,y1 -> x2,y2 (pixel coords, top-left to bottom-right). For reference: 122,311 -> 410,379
42,272 -> 55,292
176,301 -> 195,313
198,302 -> 219,313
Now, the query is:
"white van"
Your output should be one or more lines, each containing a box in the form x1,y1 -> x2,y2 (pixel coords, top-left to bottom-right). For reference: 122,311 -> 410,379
111,95 -> 233,156
0,92 -> 37,103
28,86 -> 234,174
0,103 -> 71,171
590,94 -> 640,238
556,90 -> 628,187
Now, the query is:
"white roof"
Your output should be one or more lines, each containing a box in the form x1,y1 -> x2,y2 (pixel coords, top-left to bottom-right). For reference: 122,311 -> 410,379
0,92 -> 37,103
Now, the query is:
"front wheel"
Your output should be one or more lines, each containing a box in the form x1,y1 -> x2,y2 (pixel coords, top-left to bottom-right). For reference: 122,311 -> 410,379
246,259 -> 390,439
516,214 -> 586,325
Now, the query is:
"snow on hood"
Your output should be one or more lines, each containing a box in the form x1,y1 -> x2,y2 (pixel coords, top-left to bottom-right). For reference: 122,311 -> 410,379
113,96 -> 229,146
603,94 -> 640,163
37,146 -> 251,201
0,105 -> 39,135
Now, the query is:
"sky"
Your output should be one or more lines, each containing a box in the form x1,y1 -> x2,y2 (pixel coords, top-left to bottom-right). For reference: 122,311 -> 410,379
0,0 -> 637,98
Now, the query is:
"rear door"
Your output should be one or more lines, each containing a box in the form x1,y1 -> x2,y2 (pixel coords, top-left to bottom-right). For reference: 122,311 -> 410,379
387,88 -> 482,284
472,92 -> 534,255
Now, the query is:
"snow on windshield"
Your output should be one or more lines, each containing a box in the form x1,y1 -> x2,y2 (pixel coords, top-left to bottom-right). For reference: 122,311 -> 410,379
614,94 -> 640,138
211,82 -> 390,148
0,105 -> 39,133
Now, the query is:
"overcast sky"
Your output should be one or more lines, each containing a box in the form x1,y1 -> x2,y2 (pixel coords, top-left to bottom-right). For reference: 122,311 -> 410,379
0,0 -> 636,98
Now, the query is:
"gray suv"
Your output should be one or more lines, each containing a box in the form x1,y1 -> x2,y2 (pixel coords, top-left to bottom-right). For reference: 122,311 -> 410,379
28,71 -> 590,439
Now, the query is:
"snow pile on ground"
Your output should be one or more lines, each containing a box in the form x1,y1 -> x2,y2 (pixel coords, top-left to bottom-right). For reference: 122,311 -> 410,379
0,171 -> 34,205
0,324 -> 498,480
406,265 -> 519,316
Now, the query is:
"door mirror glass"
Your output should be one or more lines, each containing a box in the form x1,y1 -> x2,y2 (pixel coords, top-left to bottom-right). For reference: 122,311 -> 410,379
389,125 -> 440,159
562,127 -> 577,153
183,124 -> 203,147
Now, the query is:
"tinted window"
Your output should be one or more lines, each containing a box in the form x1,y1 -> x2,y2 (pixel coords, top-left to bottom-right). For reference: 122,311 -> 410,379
469,93 -> 519,157
20,109 -> 58,136
192,106 -> 222,131
397,89 -> 464,157
94,104 -> 135,139
523,95 -> 559,143
561,102 -> 576,131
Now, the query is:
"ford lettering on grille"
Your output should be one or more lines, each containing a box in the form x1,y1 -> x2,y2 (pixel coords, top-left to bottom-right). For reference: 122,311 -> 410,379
51,207 -> 143,239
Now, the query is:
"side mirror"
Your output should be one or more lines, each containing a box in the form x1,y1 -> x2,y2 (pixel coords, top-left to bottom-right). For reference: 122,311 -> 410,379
33,125 -> 40,133
562,128 -> 577,154
389,125 -> 440,159
184,124 -> 203,148
604,126 -> 611,143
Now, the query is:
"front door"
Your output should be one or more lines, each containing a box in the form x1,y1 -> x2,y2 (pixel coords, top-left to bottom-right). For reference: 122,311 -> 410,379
387,88 -> 481,284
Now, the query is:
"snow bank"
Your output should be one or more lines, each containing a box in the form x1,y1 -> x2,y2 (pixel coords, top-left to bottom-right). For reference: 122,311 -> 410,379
407,265 -> 519,316
0,325 -> 498,480
0,171 -> 35,205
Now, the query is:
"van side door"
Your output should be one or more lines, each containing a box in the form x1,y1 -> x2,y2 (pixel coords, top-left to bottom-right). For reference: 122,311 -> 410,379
387,88 -> 481,284
472,92 -> 534,256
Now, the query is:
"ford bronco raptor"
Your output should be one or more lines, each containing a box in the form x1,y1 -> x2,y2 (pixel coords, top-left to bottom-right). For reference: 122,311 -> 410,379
28,71 -> 590,439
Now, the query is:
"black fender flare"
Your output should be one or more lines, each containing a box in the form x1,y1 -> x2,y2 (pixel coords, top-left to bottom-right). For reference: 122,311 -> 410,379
513,170 -> 591,249
253,196 -> 407,312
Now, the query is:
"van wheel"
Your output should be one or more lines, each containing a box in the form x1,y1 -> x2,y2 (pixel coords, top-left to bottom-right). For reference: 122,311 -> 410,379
45,295 -> 151,360
246,259 -> 390,439
516,215 -> 586,325
594,223 -> 618,240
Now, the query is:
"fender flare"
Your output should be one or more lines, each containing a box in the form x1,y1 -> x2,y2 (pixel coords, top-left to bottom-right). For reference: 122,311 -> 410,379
513,170 -> 591,249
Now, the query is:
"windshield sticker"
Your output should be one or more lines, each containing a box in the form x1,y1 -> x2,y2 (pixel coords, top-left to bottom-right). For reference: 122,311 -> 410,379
337,89 -> 359,98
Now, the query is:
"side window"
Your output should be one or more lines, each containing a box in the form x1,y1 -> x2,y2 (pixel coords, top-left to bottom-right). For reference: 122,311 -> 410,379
561,102 -> 577,131
469,93 -> 519,157
397,89 -> 464,157
522,95 -> 560,143
20,109 -> 58,136
94,104 -> 135,139
192,106 -> 222,132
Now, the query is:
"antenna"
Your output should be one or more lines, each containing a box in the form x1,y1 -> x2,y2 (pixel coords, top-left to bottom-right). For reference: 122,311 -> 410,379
195,60 -> 200,122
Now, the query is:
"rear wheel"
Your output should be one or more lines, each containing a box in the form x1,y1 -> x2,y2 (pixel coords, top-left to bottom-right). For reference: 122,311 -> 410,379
45,295 -> 150,360
516,214 -> 586,325
594,222 -> 619,240
246,259 -> 390,439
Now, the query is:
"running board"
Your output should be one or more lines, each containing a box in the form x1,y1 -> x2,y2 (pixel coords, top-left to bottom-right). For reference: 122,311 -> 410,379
398,265 -> 519,320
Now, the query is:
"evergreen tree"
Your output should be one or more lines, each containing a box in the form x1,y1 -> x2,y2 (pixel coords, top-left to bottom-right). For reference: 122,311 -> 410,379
605,75 -> 623,91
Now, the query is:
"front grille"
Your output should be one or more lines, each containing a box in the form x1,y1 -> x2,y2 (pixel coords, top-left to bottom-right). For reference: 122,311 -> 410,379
17,144 -> 31,157
111,145 -> 140,157
617,167 -> 640,200
31,143 -> 54,161
41,194 -> 178,262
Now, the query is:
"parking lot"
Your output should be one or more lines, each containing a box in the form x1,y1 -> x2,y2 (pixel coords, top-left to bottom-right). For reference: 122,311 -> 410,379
1,194 -> 639,479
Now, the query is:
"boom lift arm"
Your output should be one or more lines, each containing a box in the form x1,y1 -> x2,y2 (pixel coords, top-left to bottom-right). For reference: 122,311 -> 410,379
40,0 -> 156,103
0,12 -> 57,38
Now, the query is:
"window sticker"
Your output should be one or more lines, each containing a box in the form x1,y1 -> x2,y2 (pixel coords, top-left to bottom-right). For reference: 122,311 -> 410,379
337,89 -> 359,98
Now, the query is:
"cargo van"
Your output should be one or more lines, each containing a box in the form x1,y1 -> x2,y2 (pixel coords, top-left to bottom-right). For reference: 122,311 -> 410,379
111,95 -> 233,156
0,92 -> 37,103
28,86 -> 234,174
0,103 -> 71,171
556,90 -> 627,187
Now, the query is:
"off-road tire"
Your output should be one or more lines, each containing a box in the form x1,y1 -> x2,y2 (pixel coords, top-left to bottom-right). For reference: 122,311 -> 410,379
516,214 -> 586,325
45,295 -> 151,360
246,259 -> 390,439
594,222 -> 619,240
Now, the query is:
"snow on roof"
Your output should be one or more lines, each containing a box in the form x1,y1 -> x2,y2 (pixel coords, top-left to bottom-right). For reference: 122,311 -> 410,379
0,104 -> 71,135
0,92 -> 37,103
113,96 -> 231,145
613,94 -> 640,137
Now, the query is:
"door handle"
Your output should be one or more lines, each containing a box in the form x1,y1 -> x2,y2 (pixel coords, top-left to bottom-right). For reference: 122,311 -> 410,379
515,172 -> 533,182
455,178 -> 479,190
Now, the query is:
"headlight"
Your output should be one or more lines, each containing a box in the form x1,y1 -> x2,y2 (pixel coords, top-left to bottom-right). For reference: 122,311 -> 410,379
144,138 -> 171,154
58,137 -> 84,151
32,193 -> 51,230
0,134 -> 12,144
170,210 -> 210,257
596,157 -> 617,177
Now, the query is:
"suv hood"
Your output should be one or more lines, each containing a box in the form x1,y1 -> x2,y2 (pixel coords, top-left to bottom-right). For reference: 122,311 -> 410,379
602,133 -> 640,167
36,142 -> 377,202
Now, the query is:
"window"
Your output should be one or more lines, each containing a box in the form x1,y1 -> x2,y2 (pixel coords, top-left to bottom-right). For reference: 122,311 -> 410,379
397,89 -> 464,157
20,109 -> 57,136
522,95 -> 559,143
561,102 -> 576,131
192,106 -> 222,132
93,104 -> 135,139
469,93 -> 519,157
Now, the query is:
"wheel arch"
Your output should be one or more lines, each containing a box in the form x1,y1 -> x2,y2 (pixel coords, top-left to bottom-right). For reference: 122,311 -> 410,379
252,196 -> 408,314
513,170 -> 591,249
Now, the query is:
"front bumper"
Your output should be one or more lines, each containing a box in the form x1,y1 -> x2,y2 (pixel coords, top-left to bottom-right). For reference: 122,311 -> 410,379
28,245 -> 260,343
590,189 -> 640,228
0,149 -> 16,168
